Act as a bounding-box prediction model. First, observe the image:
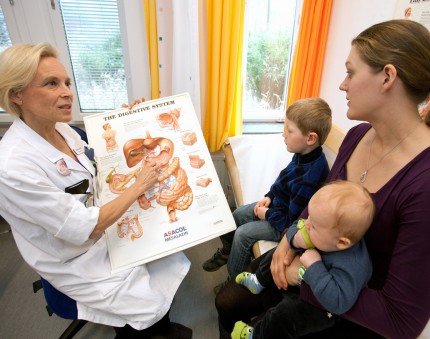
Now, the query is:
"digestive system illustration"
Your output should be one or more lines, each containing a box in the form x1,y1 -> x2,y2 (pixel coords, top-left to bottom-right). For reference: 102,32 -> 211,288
105,106 -> 214,230
106,130 -> 194,224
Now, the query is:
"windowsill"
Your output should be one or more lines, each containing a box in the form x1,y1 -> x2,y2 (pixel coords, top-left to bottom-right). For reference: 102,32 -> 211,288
0,121 -> 285,137
243,122 -> 284,134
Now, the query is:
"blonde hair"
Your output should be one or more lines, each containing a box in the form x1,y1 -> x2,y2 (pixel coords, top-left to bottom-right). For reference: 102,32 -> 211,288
0,43 -> 58,117
286,97 -> 332,146
312,180 -> 375,244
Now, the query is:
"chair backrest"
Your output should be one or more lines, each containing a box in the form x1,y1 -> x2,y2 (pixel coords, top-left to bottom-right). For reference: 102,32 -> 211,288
69,124 -> 95,162
69,125 -> 88,143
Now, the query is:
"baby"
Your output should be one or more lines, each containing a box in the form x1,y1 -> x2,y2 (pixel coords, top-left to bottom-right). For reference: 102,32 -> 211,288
233,180 -> 375,339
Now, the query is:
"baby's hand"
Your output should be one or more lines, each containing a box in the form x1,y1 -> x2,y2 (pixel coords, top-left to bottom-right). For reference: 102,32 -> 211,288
300,249 -> 321,268
292,231 -> 308,249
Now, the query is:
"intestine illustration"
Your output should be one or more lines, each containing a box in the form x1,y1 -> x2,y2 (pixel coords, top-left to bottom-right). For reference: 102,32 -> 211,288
117,215 -> 143,241
105,131 -> 193,224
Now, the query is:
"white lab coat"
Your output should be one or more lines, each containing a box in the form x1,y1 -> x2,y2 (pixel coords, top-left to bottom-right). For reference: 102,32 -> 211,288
0,119 -> 190,329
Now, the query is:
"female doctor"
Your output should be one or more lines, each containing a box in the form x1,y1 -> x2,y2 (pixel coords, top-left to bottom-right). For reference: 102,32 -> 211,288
0,43 -> 192,338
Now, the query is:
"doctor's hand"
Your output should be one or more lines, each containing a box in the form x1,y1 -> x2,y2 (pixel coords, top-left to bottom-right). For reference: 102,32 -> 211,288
270,235 -> 298,290
121,98 -> 146,109
134,160 -> 160,193
91,160 -> 159,240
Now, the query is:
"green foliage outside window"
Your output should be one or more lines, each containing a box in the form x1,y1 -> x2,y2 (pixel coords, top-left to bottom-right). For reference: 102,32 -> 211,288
79,34 -> 124,85
0,8 -> 12,54
246,30 -> 290,109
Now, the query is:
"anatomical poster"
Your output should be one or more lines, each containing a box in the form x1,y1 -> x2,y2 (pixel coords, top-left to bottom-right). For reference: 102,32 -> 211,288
84,93 -> 236,273
394,0 -> 430,31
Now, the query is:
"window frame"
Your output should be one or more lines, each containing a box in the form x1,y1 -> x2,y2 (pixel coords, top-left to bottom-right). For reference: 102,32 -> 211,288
242,0 -> 302,131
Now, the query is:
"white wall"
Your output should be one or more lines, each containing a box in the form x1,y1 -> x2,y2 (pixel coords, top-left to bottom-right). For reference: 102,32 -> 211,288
319,0 -> 398,133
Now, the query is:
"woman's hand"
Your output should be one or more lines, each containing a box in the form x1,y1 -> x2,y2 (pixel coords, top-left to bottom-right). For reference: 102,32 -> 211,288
270,235 -> 298,290
122,97 -> 146,109
284,256 -> 301,286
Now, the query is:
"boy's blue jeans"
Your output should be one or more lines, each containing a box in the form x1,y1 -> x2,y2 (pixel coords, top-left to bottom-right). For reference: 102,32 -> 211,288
221,203 -> 281,278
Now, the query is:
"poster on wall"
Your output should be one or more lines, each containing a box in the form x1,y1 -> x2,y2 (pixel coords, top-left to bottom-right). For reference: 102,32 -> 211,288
394,0 -> 430,30
84,93 -> 236,273
394,0 -> 430,116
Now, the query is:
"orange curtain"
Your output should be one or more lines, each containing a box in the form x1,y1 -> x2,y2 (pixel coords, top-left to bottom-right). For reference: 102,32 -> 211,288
143,0 -> 160,100
203,0 -> 245,152
287,0 -> 332,105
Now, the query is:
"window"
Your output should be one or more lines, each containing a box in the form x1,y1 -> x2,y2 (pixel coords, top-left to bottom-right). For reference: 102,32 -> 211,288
0,4 -> 12,113
242,0 -> 298,132
0,4 -> 11,53
58,0 -> 128,112
0,0 -> 149,122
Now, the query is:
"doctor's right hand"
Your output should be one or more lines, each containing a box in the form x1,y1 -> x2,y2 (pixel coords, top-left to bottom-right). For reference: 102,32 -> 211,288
134,160 -> 160,194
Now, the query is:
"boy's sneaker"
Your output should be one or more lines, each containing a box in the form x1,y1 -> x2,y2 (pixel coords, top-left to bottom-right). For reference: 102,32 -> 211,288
202,249 -> 229,272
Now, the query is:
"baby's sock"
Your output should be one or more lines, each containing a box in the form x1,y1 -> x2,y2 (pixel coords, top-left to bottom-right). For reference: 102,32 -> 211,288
231,321 -> 253,339
235,272 -> 264,294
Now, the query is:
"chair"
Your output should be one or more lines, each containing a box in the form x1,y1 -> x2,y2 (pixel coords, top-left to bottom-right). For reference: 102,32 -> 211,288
69,125 -> 88,143
33,277 -> 88,339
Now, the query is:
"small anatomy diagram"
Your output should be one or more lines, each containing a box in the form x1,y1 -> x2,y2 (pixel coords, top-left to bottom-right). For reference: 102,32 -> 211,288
102,123 -> 118,152
117,214 -> 142,241
156,108 -> 181,130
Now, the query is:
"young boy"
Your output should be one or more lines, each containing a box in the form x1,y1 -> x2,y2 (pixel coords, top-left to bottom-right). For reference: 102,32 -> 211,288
203,98 -> 332,281
233,180 -> 375,339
